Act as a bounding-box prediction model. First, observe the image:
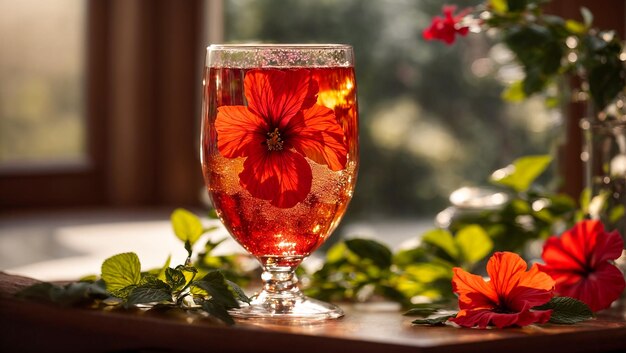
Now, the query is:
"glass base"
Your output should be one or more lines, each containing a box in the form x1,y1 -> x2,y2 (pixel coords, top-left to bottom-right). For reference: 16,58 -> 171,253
230,293 -> 344,323
229,257 -> 343,323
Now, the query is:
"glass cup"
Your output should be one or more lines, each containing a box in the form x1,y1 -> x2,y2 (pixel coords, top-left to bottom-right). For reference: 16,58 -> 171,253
200,44 -> 359,321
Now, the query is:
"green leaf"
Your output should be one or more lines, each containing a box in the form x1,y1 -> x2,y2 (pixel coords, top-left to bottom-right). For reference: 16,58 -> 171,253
207,208 -> 219,219
580,7 -> 593,27
506,0 -> 527,12
203,238 -> 226,254
101,252 -> 141,292
489,0 -> 507,13
534,297 -> 593,324
193,271 -> 240,309
455,225 -> 493,265
609,205 -> 625,224
422,229 -> 459,260
412,314 -> 456,326
404,263 -> 452,283
226,280 -> 251,304
156,255 -> 171,281
16,282 -> 59,301
127,278 -> 173,306
202,299 -> 235,325
404,303 -> 447,317
490,155 -> 552,192
326,242 -> 348,263
345,239 -> 392,268
565,20 -> 586,35
171,208 -> 204,246
184,240 -> 193,258
78,274 -> 98,283
579,187 -> 591,212
502,81 -> 526,102
17,281 -> 109,306
165,268 -> 187,291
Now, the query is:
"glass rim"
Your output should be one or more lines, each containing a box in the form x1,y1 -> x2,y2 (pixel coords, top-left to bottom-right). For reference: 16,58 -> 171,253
207,43 -> 353,51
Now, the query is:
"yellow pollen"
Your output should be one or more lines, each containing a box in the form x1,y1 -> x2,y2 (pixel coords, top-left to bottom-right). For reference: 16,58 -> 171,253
266,128 -> 284,151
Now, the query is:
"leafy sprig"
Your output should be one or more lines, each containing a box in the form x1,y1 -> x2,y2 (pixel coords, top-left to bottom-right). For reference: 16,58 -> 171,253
481,0 -> 626,113
17,209 -> 250,325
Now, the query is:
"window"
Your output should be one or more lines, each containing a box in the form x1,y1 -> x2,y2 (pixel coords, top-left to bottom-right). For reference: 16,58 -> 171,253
0,1 -> 205,209
0,0 -> 86,166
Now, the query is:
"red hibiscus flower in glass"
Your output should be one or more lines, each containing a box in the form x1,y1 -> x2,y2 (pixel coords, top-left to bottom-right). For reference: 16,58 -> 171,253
539,220 -> 626,312
201,44 -> 358,321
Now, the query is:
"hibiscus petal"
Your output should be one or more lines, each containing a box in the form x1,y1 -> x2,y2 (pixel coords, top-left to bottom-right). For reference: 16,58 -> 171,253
451,306 -> 552,329
517,263 -> 555,292
239,148 -> 312,209
590,228 -> 624,266
450,309 -> 495,329
515,308 -> 552,327
556,262 -> 625,312
244,69 -> 317,128
506,286 -> 553,312
215,106 -> 267,158
486,252 -> 527,298
561,220 -> 603,268
541,235 -> 587,272
451,267 -> 498,310
451,309 -> 522,329
536,267 -> 583,288
285,106 -> 348,171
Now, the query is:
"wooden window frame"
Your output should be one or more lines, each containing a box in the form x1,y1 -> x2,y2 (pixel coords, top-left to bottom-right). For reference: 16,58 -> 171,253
0,0 -> 108,209
0,0 -> 208,210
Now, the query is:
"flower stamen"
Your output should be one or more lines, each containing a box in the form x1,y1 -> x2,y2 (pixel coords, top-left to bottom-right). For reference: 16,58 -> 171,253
266,127 -> 284,151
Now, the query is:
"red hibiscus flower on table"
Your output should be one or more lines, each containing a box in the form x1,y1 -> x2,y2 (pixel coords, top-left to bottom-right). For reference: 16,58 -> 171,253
451,252 -> 555,328
422,5 -> 470,45
215,69 -> 348,208
539,220 -> 625,312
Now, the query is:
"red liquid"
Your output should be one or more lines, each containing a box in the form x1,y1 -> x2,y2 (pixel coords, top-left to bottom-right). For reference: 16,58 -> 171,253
201,67 -> 359,260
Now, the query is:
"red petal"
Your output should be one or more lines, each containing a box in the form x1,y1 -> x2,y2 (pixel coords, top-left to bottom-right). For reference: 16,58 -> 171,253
517,263 -> 555,292
239,148 -> 312,208
559,220 -> 602,267
450,309 -> 522,329
451,306 -> 552,329
538,267 -> 585,296
514,307 -> 552,327
556,262 -> 625,312
590,228 -> 623,266
442,5 -> 457,18
285,105 -> 347,171
489,312 -> 525,329
450,309 -> 495,329
451,267 -> 498,310
244,69 -> 317,128
506,285 -> 553,312
486,252 -> 527,298
215,106 -> 267,158
541,235 -> 586,272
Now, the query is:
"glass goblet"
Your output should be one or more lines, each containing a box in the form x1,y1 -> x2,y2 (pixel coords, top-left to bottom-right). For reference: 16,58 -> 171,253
201,44 -> 358,321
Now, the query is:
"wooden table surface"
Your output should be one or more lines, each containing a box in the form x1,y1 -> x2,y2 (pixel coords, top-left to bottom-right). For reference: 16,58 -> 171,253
1,272 -> 626,353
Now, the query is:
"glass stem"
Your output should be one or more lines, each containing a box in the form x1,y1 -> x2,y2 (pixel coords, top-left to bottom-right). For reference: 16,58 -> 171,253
254,263 -> 304,314
261,267 -> 302,296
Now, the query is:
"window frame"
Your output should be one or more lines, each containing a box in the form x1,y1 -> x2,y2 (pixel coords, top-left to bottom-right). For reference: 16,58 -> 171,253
0,0 -> 208,210
0,0 -> 108,209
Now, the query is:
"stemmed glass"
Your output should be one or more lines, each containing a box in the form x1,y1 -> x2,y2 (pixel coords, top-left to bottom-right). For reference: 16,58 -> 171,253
200,44 -> 358,321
